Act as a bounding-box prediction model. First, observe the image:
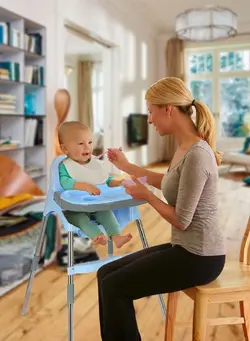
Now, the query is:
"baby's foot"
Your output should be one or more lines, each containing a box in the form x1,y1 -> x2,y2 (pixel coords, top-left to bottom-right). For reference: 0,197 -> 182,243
112,233 -> 133,249
93,234 -> 107,246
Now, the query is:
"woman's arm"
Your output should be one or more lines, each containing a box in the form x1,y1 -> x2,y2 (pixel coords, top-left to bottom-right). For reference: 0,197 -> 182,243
147,192 -> 184,229
146,147 -> 211,230
122,162 -> 164,189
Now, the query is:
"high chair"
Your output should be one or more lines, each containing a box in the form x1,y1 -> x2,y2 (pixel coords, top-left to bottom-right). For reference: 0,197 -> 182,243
21,155 -> 166,341
165,217 -> 250,341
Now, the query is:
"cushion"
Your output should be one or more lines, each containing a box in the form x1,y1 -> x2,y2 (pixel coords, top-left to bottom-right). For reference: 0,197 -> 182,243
243,176 -> 250,185
243,137 -> 250,154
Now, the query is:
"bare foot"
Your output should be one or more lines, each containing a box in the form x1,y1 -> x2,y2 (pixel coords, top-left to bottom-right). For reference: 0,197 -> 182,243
112,233 -> 133,249
93,234 -> 107,246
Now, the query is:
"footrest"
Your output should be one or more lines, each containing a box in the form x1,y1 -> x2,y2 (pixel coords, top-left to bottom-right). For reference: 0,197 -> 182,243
68,254 -> 133,275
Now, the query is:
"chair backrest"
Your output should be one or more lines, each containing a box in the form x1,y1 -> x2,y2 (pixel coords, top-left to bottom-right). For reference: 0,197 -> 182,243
48,155 -> 67,193
239,217 -> 250,265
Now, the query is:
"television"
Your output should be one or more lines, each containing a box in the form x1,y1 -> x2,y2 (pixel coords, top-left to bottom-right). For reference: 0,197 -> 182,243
126,113 -> 148,147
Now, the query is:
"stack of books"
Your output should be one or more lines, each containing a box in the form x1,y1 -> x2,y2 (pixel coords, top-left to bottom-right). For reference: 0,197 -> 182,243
0,93 -> 16,114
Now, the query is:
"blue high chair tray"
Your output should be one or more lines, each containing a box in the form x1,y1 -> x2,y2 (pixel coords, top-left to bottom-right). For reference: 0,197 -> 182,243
54,183 -> 146,212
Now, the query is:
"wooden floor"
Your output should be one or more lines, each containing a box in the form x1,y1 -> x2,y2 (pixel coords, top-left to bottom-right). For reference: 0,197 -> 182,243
0,165 -> 250,341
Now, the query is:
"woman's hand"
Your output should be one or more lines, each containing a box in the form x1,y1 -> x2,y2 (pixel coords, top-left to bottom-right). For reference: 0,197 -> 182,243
107,148 -> 130,171
122,176 -> 152,201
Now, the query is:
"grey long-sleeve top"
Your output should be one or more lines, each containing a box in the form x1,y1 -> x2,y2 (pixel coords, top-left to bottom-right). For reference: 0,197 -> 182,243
161,140 -> 226,256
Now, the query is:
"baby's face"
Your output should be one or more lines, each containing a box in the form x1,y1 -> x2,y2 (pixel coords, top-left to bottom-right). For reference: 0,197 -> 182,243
61,129 -> 93,164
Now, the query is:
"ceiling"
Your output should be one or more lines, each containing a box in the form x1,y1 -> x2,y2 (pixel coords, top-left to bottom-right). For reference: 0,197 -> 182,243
64,29 -> 103,57
127,0 -> 250,34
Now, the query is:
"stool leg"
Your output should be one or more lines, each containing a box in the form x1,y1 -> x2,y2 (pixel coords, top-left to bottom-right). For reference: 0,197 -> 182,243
135,218 -> 167,318
193,293 -> 208,341
108,238 -> 114,257
68,231 -> 74,341
240,300 -> 250,341
164,292 -> 179,341
22,215 -> 49,316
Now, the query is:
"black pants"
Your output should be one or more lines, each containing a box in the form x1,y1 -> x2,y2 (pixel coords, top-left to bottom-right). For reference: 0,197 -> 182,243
97,243 -> 225,341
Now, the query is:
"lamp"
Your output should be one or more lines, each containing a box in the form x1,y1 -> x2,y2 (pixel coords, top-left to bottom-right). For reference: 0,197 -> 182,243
64,65 -> 74,76
176,6 -> 238,41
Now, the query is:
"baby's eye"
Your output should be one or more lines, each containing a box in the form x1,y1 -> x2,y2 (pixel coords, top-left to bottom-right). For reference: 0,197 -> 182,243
89,141 -> 92,145
79,142 -> 84,145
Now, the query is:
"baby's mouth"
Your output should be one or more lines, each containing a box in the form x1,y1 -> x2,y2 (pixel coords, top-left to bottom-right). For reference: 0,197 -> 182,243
82,152 -> 89,156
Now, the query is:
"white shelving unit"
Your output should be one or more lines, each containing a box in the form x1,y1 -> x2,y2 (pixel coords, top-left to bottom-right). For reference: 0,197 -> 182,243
0,7 -> 47,192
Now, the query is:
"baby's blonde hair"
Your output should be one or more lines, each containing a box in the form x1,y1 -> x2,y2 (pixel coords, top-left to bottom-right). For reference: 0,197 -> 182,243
145,77 -> 223,165
58,121 -> 89,144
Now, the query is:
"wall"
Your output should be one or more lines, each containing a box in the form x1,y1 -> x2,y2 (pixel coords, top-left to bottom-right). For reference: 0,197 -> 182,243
0,0 -> 159,172
57,0 -> 159,166
64,55 -> 79,121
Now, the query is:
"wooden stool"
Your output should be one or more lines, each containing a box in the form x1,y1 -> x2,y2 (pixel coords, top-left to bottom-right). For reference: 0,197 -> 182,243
165,217 -> 250,341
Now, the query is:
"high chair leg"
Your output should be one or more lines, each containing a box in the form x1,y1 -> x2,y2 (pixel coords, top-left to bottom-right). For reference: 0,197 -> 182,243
68,231 -> 74,341
240,301 -> 250,341
135,218 -> 167,318
108,238 -> 113,257
22,215 -> 49,315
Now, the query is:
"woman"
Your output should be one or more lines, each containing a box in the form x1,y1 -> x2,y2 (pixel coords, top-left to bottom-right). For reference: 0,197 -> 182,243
97,77 -> 226,341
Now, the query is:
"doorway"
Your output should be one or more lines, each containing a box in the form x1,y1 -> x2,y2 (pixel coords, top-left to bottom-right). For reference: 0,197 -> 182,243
63,24 -> 118,173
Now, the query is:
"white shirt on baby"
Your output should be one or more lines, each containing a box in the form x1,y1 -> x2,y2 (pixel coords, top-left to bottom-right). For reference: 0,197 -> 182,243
63,157 -> 110,185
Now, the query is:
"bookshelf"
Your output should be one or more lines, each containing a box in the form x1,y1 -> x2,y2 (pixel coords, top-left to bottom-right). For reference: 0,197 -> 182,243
0,7 -> 47,192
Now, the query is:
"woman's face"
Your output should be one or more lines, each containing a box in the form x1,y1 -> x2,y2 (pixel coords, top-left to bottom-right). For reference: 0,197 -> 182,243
147,101 -> 174,136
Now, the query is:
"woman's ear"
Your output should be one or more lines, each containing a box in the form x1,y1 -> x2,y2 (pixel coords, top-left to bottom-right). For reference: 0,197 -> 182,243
165,105 -> 173,116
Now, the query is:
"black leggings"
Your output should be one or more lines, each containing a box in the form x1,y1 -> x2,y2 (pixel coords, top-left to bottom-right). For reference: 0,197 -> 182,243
97,243 -> 225,341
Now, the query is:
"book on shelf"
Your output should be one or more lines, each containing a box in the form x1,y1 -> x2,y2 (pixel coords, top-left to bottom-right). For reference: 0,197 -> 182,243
24,33 -> 42,55
0,61 -> 20,81
0,138 -> 20,150
25,164 -> 44,178
24,65 -> 44,85
0,22 -> 23,49
0,93 -> 16,114
24,118 -> 43,146
0,22 -> 43,54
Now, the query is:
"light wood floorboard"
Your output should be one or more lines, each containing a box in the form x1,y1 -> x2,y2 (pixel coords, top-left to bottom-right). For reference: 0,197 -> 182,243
0,165 -> 249,341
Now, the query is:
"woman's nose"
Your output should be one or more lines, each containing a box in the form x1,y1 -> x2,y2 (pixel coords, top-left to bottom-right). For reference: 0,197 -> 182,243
148,115 -> 152,124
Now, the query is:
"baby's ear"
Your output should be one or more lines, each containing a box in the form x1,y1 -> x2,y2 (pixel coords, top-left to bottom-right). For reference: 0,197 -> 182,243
60,144 -> 67,154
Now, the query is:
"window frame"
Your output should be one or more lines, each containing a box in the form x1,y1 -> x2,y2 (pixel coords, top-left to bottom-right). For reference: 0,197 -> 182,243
91,62 -> 103,133
184,39 -> 250,144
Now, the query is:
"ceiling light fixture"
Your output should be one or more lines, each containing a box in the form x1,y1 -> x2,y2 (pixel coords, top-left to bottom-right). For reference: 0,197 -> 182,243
175,6 -> 238,41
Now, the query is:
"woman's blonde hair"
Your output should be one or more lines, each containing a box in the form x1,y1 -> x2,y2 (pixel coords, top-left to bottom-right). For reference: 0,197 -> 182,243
145,77 -> 223,165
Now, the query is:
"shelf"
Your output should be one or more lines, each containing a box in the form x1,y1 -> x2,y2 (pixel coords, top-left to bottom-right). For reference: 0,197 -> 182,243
0,78 -> 45,88
30,173 -> 46,179
24,145 -> 45,149
0,43 -> 44,59
0,7 -> 47,192
0,146 -> 22,152
0,114 -> 46,118
0,145 -> 45,152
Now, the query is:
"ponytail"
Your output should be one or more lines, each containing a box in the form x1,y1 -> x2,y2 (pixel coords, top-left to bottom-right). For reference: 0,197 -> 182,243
194,100 -> 223,166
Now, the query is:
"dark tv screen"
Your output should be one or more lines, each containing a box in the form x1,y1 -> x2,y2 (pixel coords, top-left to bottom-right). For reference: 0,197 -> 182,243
127,113 -> 148,147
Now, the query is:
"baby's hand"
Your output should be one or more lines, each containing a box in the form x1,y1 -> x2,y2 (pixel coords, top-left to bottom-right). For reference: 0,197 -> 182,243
108,179 -> 123,187
86,184 -> 101,195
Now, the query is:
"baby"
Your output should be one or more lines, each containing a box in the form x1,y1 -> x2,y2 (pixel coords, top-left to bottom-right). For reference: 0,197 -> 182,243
58,121 -> 132,248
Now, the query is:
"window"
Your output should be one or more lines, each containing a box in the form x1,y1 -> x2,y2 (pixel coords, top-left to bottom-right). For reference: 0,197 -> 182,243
91,63 -> 103,133
185,46 -> 250,138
